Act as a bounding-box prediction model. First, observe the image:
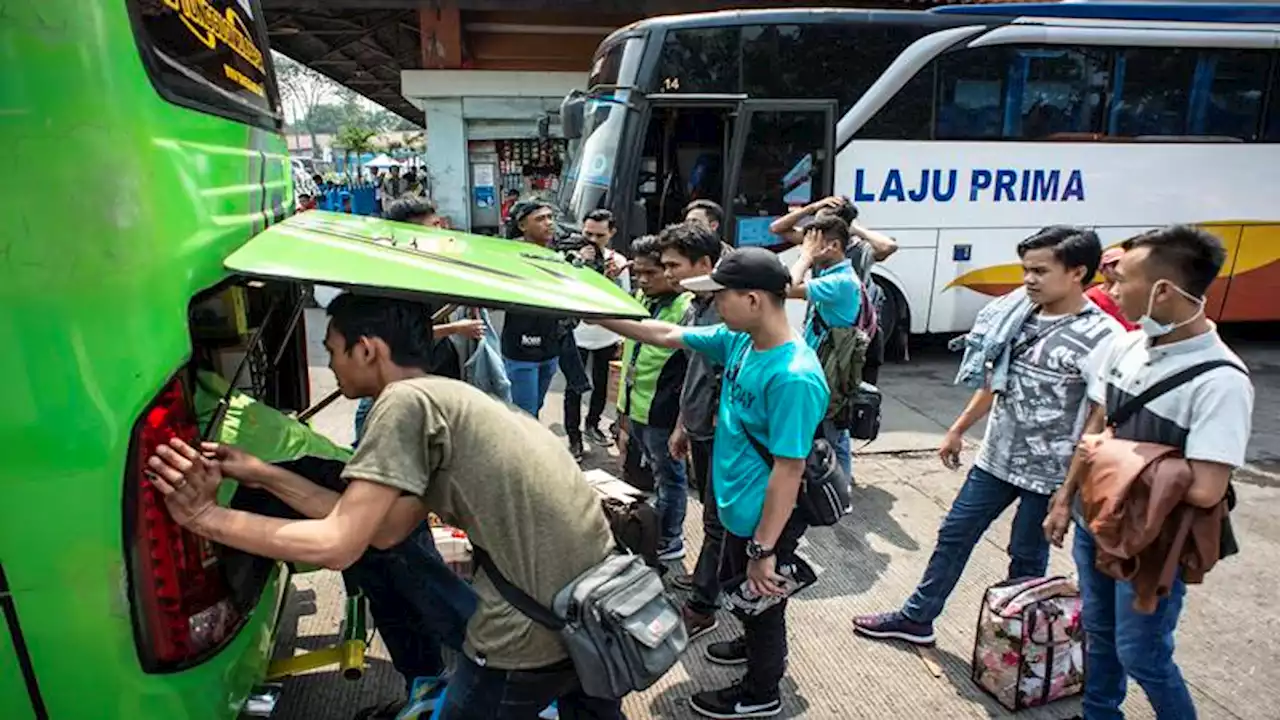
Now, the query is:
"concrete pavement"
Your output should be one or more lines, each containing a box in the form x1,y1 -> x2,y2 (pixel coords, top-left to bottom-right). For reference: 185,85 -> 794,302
261,312 -> 1280,719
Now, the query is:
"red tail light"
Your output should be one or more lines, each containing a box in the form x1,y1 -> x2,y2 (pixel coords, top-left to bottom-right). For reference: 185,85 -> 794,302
127,375 -> 241,671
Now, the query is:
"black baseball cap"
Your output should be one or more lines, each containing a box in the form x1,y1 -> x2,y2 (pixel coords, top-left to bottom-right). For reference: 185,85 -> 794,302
682,247 -> 790,294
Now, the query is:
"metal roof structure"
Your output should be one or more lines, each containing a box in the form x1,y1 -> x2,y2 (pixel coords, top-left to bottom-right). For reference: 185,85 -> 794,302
260,1 -> 1008,126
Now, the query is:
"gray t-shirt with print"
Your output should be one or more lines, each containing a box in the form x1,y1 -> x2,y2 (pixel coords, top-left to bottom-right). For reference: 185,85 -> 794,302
975,306 -> 1124,495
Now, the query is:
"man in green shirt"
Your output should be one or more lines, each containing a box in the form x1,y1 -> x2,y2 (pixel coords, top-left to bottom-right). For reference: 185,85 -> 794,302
617,235 -> 692,561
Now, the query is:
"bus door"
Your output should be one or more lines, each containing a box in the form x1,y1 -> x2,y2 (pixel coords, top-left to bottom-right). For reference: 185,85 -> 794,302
724,100 -> 836,248
632,96 -> 742,233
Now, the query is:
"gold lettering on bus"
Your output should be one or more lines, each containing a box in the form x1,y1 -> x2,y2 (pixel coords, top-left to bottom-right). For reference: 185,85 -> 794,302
162,0 -> 266,73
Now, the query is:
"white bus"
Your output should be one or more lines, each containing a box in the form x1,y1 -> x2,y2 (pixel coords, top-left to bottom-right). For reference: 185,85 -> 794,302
553,2 -> 1280,355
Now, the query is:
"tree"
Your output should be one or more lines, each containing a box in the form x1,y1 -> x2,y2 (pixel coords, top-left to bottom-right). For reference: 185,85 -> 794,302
273,52 -> 328,157
335,125 -> 377,176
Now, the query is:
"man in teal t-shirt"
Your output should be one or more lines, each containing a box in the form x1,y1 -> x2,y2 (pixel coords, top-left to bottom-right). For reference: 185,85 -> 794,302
788,214 -> 862,475
597,247 -> 828,720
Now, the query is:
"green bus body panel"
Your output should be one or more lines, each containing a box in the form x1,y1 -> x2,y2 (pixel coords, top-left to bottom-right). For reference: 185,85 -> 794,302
0,616 -> 36,720
0,2 -> 291,719
231,211 -> 648,318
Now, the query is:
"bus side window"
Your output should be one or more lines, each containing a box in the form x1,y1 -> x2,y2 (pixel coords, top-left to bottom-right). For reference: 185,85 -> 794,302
1265,55 -> 1280,142
1108,47 -> 1269,140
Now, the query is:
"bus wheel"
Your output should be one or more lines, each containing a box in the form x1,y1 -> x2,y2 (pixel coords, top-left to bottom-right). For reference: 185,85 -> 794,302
876,278 -> 910,363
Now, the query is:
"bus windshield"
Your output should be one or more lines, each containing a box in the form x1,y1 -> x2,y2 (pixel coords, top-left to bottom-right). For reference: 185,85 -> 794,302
557,36 -> 645,223
557,91 -> 634,223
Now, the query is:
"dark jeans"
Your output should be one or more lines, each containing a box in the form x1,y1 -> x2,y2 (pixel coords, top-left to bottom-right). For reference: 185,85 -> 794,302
564,345 -> 614,441
630,421 -> 688,548
1074,527 -> 1197,719
902,466 -> 1051,624
439,656 -> 625,720
236,457 -> 478,687
688,438 -> 723,615
558,333 -> 592,396
718,513 -> 808,697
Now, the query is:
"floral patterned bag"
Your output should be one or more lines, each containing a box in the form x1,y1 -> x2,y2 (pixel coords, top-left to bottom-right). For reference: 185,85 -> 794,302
971,575 -> 1085,711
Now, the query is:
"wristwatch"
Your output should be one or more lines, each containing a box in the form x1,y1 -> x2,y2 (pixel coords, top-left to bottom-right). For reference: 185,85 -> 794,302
745,540 -> 775,561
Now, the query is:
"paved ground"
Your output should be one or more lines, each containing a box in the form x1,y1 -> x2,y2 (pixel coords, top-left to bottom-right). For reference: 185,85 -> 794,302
262,312 -> 1280,720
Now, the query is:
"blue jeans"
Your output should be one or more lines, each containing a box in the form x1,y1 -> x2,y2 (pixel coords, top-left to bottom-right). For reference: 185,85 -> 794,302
1073,527 -> 1196,720
903,466 -> 1051,624
344,522 -> 479,685
821,420 -> 852,476
504,357 -> 559,417
438,656 -> 623,719
631,421 -> 688,548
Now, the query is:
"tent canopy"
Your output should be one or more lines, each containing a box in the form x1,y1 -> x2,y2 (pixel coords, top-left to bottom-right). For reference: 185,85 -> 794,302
365,153 -> 402,169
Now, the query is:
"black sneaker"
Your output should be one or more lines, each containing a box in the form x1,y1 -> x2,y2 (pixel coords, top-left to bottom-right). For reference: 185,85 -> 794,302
704,637 -> 747,666
584,424 -> 612,447
568,438 -> 585,461
852,610 -> 936,646
689,682 -> 781,719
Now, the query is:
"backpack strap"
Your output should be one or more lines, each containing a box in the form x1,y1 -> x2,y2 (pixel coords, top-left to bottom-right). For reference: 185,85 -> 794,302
1108,359 -> 1246,429
472,546 -> 565,631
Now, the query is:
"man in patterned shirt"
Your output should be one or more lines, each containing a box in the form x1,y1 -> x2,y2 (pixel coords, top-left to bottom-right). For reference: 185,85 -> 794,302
853,226 -> 1123,645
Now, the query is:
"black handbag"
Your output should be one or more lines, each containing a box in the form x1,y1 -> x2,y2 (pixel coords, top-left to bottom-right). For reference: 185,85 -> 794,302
745,431 -> 851,527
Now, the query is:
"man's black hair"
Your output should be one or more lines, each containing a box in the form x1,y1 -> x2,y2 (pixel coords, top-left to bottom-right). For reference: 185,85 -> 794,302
657,221 -> 721,266
584,208 -> 616,229
631,235 -> 662,262
808,214 -> 851,249
1122,225 -> 1226,297
1016,225 -> 1103,288
504,199 -> 554,239
385,197 -> 437,224
327,294 -> 435,371
684,199 -> 724,227
818,196 -> 859,225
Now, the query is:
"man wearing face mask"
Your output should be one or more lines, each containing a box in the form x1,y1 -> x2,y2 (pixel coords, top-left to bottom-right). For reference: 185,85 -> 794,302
1044,225 -> 1254,720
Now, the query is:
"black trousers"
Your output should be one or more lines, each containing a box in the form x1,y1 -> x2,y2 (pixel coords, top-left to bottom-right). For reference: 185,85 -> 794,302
687,439 -> 724,615
718,512 -> 808,697
564,345 -> 614,441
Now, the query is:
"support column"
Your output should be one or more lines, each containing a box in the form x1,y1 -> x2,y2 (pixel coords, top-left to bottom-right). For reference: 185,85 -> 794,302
423,97 -> 470,231
419,5 -> 463,70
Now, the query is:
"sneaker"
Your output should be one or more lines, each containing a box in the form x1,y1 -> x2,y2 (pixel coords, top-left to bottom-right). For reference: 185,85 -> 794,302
669,572 -> 695,591
704,637 -> 747,666
657,540 -> 686,562
568,438 -> 585,462
682,606 -> 718,642
852,610 -> 936,646
689,682 -> 781,719
584,424 -> 612,447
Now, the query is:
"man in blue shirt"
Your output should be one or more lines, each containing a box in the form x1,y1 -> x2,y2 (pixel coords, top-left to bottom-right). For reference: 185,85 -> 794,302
787,215 -> 862,474
598,247 -> 829,720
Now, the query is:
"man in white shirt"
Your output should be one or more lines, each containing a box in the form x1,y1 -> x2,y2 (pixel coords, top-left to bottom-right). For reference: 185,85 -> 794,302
1045,224 -> 1254,720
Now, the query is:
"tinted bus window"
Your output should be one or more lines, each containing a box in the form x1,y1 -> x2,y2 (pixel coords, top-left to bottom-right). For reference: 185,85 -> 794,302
741,23 -> 930,114
128,0 -> 279,127
935,47 -> 1008,139
656,27 -> 741,94
1197,50 -> 1270,140
1109,48 -> 1198,136
1266,56 -> 1280,141
859,65 -> 935,140
589,41 -> 627,88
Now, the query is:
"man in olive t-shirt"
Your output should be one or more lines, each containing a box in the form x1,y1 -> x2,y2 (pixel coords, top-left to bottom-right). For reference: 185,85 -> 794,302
145,294 -> 621,720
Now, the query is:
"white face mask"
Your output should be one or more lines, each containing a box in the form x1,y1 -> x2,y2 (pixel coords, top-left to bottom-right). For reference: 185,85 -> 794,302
1138,280 -> 1205,338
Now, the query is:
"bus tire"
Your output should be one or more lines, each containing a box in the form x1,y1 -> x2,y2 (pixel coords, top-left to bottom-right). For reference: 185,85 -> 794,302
875,277 -> 910,363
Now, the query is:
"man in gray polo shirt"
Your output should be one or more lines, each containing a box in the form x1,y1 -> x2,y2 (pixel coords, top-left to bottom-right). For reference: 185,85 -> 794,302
1045,225 -> 1254,720
657,222 -> 727,641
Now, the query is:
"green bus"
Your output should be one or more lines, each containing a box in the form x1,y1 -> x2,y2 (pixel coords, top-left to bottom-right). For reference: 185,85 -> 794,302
0,2 -> 642,718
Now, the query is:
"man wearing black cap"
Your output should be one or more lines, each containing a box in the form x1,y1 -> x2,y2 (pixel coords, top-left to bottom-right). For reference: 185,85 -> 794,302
596,247 -> 829,719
